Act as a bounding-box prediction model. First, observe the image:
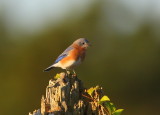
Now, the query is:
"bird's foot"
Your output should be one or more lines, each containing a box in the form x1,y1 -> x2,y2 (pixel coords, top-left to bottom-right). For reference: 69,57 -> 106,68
72,70 -> 77,77
66,70 -> 71,76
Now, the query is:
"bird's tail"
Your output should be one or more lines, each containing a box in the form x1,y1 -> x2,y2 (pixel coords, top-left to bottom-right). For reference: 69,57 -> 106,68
44,65 -> 55,72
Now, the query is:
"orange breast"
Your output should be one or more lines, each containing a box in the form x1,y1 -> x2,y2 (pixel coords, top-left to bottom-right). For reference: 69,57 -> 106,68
60,46 -> 85,65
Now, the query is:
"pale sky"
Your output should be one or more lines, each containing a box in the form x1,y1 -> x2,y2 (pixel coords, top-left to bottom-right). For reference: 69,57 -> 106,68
0,0 -> 160,36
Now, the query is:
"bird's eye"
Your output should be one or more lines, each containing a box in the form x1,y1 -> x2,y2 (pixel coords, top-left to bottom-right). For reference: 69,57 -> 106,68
82,42 -> 85,45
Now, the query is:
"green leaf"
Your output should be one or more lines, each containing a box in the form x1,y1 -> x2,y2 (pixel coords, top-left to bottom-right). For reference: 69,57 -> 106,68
54,74 -> 60,79
104,102 -> 116,114
113,109 -> 124,115
87,87 -> 95,96
100,95 -> 110,102
87,86 -> 99,96
95,85 -> 100,89
99,95 -> 110,105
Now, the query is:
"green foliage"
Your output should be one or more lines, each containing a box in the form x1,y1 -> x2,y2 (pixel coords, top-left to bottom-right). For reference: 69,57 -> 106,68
113,109 -> 124,115
87,86 -> 99,97
100,96 -> 123,115
99,95 -> 110,104
54,74 -> 61,79
86,86 -> 124,115
104,102 -> 116,114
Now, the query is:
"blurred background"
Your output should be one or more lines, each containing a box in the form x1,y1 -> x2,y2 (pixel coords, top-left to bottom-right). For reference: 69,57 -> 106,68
0,0 -> 160,115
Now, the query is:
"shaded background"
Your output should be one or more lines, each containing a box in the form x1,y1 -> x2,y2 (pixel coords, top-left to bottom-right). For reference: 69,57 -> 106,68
0,0 -> 160,115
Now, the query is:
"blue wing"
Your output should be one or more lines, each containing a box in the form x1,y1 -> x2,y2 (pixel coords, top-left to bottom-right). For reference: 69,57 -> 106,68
54,46 -> 73,64
54,54 -> 67,63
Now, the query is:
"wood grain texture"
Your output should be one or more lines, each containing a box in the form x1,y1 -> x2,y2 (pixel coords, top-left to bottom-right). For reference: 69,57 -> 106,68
29,72 -> 107,115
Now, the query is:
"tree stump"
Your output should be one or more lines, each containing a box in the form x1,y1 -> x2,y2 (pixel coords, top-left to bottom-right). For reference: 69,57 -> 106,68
29,72 -> 110,115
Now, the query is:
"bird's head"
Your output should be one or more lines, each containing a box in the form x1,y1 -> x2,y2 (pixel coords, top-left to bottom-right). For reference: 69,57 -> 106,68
73,38 -> 90,49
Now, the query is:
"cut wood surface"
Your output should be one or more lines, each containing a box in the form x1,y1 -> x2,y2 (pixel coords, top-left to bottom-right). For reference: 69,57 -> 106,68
29,72 -> 109,115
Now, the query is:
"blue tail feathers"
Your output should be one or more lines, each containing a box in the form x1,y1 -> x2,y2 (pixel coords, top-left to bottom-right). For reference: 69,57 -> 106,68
44,66 -> 54,72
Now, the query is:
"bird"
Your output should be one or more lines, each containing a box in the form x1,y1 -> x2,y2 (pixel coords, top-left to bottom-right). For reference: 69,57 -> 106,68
44,38 -> 90,75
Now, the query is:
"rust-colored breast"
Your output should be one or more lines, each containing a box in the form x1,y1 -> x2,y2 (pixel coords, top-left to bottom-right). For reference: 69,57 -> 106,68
71,45 -> 86,61
60,45 -> 86,65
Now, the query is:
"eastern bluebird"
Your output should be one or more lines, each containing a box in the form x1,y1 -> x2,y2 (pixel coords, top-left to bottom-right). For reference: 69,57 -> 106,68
44,38 -> 90,74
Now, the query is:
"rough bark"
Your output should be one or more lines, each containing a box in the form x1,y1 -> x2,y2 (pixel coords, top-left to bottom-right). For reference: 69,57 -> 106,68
29,72 -> 107,115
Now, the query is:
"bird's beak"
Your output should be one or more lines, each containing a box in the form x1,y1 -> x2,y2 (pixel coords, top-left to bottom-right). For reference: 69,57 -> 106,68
85,43 -> 91,48
87,43 -> 91,47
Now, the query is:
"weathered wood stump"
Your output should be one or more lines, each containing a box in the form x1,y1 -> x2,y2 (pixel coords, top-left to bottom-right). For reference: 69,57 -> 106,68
29,72 -> 107,115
